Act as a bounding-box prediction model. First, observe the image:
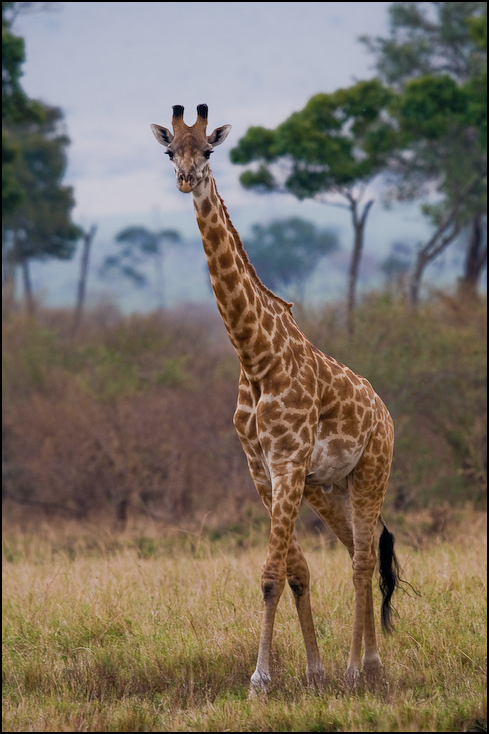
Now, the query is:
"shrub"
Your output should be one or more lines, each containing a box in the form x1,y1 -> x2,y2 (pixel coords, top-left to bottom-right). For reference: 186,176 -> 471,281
2,292 -> 486,526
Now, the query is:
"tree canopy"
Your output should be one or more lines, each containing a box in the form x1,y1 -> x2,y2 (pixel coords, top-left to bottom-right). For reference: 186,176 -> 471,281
231,79 -> 394,329
360,1 -> 486,85
3,105 -> 81,268
2,1 -> 44,215
230,79 -> 394,200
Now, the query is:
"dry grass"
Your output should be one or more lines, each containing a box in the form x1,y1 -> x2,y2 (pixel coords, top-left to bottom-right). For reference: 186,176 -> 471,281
2,513 -> 487,732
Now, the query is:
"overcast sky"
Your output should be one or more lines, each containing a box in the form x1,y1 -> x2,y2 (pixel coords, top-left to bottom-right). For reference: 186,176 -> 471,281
14,2 -> 394,226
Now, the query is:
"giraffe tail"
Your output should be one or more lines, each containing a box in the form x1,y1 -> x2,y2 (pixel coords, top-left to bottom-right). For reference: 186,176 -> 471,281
378,519 -> 419,633
378,524 -> 400,633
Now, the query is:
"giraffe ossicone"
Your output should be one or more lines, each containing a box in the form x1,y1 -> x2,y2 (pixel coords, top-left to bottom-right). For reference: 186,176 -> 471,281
151,104 -> 404,693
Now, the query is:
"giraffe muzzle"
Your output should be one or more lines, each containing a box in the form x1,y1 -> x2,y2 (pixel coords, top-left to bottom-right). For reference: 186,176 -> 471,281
177,171 -> 197,193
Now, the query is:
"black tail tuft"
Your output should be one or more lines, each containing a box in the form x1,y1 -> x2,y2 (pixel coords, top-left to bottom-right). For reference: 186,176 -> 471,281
378,525 -> 403,634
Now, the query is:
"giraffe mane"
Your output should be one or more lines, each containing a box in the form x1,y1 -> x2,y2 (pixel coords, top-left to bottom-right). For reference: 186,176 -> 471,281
214,189 -> 293,314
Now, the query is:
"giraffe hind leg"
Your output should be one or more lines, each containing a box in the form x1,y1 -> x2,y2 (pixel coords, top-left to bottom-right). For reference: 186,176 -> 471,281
345,463 -> 392,689
286,535 -> 325,689
361,538 -> 383,685
304,484 -> 381,687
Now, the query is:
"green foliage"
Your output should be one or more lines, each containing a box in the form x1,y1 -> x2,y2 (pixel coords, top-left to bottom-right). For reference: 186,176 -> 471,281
360,2 -> 487,85
361,2 -> 487,300
243,217 -> 338,297
364,2 -> 487,214
389,72 -> 486,211
230,125 -> 277,164
468,12 -> 488,48
230,80 -> 395,320
230,79 -> 398,324
3,104 -> 81,270
230,79 -> 394,200
238,164 -> 276,192
2,3 -> 81,294
395,75 -> 467,140
2,2 -> 33,121
2,1 -> 44,215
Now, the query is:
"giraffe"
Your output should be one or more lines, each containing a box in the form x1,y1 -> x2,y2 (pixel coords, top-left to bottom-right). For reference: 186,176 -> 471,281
151,104 -> 402,693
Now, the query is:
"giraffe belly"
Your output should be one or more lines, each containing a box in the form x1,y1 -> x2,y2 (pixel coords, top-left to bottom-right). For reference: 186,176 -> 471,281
306,437 -> 365,487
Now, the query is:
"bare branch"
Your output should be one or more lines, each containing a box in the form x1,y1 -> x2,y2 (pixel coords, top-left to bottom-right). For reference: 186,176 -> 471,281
7,2 -> 60,26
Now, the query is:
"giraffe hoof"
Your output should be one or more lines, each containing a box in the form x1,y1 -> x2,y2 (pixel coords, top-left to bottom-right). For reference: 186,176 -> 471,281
344,666 -> 361,690
363,656 -> 382,686
249,669 -> 271,698
306,664 -> 326,691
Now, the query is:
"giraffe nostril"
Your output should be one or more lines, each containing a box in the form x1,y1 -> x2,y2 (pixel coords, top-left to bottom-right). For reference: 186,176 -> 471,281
179,172 -> 193,184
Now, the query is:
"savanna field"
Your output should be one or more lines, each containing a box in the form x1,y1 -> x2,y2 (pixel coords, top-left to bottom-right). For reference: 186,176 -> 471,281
2,292 -> 487,732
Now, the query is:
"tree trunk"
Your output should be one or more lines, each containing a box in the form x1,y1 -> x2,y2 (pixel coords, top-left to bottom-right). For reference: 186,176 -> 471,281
409,207 -> 461,308
347,198 -> 373,336
2,233 -> 17,312
408,175 -> 480,307
409,252 -> 428,307
20,258 -> 34,315
458,214 -> 487,297
72,225 -> 97,335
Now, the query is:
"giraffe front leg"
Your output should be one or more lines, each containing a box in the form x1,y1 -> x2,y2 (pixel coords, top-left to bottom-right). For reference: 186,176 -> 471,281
250,567 -> 285,695
250,465 -> 305,696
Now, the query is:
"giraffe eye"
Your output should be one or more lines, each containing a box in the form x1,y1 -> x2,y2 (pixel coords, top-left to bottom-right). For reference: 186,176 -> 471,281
165,150 -> 174,160
203,150 -> 213,160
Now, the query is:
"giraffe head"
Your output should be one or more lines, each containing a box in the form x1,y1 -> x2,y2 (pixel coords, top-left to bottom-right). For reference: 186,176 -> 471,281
151,104 -> 232,193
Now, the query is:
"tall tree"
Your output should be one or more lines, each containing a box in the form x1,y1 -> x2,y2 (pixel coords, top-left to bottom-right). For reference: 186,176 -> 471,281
2,1 -> 43,216
3,2 -> 81,310
362,2 -> 487,302
361,1 -> 486,85
230,79 -> 394,333
72,224 -> 97,335
392,72 -> 486,303
99,226 -> 181,307
3,104 -> 81,311
243,217 -> 338,301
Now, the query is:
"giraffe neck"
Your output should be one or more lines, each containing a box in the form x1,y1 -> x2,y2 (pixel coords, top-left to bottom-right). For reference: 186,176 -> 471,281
192,172 -> 293,380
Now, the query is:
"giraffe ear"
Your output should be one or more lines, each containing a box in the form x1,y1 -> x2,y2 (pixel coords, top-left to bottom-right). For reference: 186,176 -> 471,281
150,124 -> 174,147
207,124 -> 232,147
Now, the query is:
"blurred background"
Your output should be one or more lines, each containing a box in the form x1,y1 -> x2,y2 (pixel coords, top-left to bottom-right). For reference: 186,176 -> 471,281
2,2 -> 487,527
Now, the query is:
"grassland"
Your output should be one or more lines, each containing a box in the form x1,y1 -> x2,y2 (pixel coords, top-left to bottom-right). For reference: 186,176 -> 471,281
2,513 -> 486,732
2,291 -> 487,730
